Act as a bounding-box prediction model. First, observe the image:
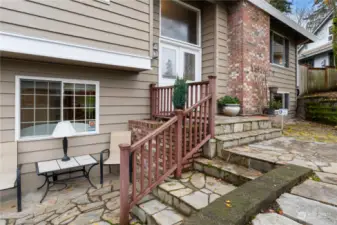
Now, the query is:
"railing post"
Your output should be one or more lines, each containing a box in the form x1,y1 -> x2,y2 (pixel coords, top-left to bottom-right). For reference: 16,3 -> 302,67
174,110 -> 184,178
208,76 -> 216,138
149,83 -> 156,120
119,143 -> 131,225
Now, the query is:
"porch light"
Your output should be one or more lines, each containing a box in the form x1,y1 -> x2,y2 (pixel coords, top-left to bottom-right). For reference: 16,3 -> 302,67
52,121 -> 76,161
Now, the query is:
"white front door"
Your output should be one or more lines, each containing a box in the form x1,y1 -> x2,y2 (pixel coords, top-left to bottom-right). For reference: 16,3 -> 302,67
159,40 -> 201,86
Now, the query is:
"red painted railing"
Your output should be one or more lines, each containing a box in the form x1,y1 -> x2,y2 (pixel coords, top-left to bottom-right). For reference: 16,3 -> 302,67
119,76 -> 216,225
150,80 -> 210,118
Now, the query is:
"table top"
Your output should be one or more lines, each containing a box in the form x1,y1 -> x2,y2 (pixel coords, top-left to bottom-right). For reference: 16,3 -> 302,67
36,155 -> 97,174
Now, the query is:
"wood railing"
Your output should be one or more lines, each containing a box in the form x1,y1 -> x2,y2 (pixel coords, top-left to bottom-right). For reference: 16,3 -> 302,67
150,79 -> 211,118
119,76 -> 216,225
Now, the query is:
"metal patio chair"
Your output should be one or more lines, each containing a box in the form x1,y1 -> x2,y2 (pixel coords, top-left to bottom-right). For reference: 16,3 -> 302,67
100,131 -> 131,184
0,142 -> 22,212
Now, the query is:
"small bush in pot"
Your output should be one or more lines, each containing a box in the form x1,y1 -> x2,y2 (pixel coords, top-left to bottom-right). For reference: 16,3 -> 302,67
217,96 -> 241,116
268,100 -> 282,115
173,77 -> 188,110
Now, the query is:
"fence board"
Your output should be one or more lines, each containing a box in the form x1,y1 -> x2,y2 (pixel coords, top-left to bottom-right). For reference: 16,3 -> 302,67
299,66 -> 337,95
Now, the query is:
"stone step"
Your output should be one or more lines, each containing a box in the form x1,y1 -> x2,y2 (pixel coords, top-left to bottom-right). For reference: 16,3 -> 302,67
215,116 -> 272,136
131,196 -> 184,225
193,157 -> 263,186
216,128 -> 282,150
277,193 -> 337,225
291,179 -> 337,207
252,213 -> 301,225
218,146 -> 279,173
150,171 -> 236,217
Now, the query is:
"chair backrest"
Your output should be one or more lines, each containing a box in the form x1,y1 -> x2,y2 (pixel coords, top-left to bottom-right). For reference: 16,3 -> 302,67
0,142 -> 17,173
108,131 -> 131,164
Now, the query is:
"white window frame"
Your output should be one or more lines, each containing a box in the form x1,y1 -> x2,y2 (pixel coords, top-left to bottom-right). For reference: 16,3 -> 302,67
159,0 -> 202,48
276,91 -> 290,109
15,75 -> 100,141
270,31 -> 289,68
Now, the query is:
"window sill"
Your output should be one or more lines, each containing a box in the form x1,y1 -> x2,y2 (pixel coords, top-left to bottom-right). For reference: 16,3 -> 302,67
270,63 -> 292,71
17,131 -> 99,142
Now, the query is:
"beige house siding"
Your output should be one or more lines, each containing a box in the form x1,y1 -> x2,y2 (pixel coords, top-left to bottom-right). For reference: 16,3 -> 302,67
216,3 -> 229,96
201,2 -> 228,96
269,25 -> 297,117
0,0 -> 151,56
0,0 -> 159,194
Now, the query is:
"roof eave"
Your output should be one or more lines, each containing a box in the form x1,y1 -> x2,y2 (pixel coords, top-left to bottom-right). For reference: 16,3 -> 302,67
248,0 -> 318,43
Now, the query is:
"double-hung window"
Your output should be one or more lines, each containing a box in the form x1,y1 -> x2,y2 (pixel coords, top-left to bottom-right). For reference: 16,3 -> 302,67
16,76 -> 99,140
270,31 -> 289,67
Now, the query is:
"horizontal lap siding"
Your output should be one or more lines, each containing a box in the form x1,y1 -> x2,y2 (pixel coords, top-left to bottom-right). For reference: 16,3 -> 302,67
0,0 -> 151,56
0,1 -> 158,194
216,3 -> 228,96
269,41 -> 297,117
202,4 -> 215,84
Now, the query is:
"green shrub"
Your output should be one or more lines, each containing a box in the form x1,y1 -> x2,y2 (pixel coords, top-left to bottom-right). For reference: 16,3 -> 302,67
217,96 -> 240,106
172,77 -> 188,110
269,100 -> 282,109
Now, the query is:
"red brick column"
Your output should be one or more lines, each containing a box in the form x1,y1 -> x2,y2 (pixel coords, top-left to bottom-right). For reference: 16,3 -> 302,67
227,0 -> 270,115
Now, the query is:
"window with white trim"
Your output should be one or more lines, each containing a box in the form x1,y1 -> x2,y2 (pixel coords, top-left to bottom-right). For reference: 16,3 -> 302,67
273,92 -> 289,109
270,31 -> 289,67
17,77 -> 99,139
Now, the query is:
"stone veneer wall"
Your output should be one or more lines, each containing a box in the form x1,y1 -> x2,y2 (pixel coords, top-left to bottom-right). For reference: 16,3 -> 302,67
227,0 -> 270,115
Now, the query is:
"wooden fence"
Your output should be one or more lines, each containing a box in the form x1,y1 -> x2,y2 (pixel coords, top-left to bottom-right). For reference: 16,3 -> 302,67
299,66 -> 337,95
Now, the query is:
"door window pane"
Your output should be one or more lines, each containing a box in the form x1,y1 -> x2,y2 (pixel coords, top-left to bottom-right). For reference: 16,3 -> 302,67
183,52 -> 196,80
161,47 -> 177,79
161,0 -> 198,44
35,82 -> 48,94
36,95 -> 48,108
21,80 -> 34,94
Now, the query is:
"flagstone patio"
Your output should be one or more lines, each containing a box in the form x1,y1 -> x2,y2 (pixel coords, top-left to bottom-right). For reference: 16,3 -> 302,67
0,175 -> 139,225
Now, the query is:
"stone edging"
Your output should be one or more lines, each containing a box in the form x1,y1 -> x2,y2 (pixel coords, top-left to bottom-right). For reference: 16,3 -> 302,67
182,164 -> 313,225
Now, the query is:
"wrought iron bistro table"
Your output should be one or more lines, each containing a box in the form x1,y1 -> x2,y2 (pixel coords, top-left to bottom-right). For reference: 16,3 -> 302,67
35,155 -> 98,203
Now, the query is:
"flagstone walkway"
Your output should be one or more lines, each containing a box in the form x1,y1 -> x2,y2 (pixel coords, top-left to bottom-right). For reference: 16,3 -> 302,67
0,176 -> 139,225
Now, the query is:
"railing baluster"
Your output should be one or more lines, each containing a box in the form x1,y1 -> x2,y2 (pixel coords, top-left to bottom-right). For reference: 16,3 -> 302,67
199,103 -> 202,142
156,135 -> 160,179
163,130 -> 166,174
189,112 -> 192,151
140,145 -> 144,192
195,84 -> 198,105
132,150 -> 137,201
164,88 -> 167,116
194,104 -> 197,147
169,126 -> 172,168
183,116 -> 186,157
204,100 -> 207,138
190,85 -> 193,107
148,140 -> 152,186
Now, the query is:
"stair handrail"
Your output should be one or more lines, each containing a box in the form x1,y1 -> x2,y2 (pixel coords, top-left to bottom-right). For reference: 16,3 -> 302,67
119,76 -> 216,225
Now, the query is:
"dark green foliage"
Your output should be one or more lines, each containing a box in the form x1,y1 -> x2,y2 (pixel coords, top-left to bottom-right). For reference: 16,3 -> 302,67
217,96 -> 240,106
306,101 -> 337,125
269,100 -> 282,109
172,77 -> 188,110
269,0 -> 292,13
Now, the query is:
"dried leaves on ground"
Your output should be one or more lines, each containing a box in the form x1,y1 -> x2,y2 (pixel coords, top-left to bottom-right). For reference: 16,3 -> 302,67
284,120 -> 337,143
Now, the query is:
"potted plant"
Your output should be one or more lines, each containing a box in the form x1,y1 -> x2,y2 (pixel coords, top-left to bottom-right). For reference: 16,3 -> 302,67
268,100 -> 282,115
173,77 -> 188,110
217,96 -> 241,116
